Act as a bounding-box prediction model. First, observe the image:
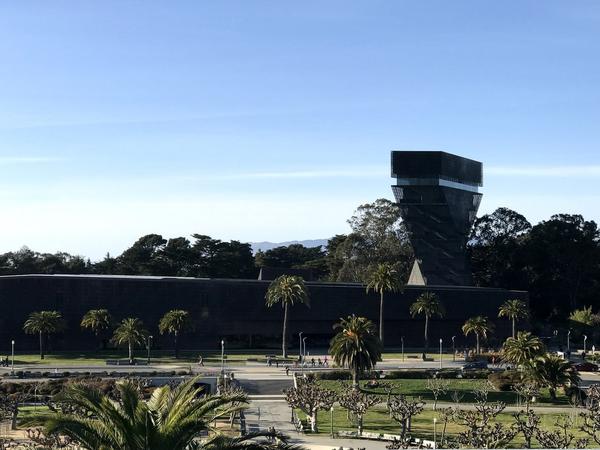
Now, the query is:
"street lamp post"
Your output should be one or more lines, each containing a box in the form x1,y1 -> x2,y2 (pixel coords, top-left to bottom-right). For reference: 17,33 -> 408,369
298,332 -> 303,365
302,337 -> 307,364
11,340 -> 15,374
147,335 -> 153,365
584,335 -> 588,356
439,338 -> 443,369
221,339 -> 225,376
567,330 -> 571,354
452,336 -> 456,362
330,406 -> 334,438
401,336 -> 404,362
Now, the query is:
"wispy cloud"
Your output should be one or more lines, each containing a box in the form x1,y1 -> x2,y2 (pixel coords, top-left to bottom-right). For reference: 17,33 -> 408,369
487,165 -> 600,177
0,156 -> 61,165
210,165 -> 600,180
175,167 -> 388,182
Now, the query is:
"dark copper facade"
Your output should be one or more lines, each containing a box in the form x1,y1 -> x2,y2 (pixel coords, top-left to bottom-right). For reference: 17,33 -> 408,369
0,274 -> 526,351
392,151 -> 483,286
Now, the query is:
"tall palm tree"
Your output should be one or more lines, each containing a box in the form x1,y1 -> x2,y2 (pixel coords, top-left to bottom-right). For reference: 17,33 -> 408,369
45,376 -> 250,450
409,292 -> 445,359
329,315 -> 382,389
366,263 -> 402,346
265,275 -> 310,358
498,299 -> 529,338
159,309 -> 193,359
462,316 -> 493,355
23,311 -> 65,360
111,318 -> 148,364
81,309 -> 112,349
526,355 -> 580,400
502,331 -> 545,368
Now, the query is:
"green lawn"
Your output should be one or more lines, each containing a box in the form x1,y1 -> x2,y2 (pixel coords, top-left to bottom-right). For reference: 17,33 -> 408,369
7,350 -> 291,366
307,406 -> 588,448
5,348 -> 467,367
317,379 -> 571,406
17,405 -> 54,428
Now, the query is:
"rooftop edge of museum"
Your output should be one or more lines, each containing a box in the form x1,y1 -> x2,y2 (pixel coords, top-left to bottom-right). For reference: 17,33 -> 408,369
0,273 -> 527,293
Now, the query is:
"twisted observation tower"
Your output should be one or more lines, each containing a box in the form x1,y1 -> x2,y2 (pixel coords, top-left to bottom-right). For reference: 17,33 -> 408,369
391,151 -> 482,286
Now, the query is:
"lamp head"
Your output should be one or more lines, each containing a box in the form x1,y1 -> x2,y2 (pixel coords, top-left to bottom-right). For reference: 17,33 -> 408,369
11,340 -> 14,345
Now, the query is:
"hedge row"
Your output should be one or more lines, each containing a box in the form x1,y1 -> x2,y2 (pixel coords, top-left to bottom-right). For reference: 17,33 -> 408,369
314,368 -> 490,381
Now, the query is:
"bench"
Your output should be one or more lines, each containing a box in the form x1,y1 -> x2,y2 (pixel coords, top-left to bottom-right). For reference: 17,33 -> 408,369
105,359 -> 148,366
336,430 -> 434,447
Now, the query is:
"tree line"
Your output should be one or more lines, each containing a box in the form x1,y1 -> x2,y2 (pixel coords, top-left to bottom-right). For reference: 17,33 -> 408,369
2,199 -> 600,326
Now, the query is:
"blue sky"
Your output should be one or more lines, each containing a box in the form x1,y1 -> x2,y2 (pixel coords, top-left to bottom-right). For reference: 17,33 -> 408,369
1,1 -> 599,259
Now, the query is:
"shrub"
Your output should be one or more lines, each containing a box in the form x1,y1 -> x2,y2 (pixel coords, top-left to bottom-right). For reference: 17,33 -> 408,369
564,385 -> 587,405
385,370 -> 431,379
488,370 -> 522,391
461,369 -> 492,379
315,370 -> 351,380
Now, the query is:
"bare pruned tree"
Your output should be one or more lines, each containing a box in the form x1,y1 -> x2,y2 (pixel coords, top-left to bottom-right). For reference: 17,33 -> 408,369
452,385 -> 515,449
387,394 -> 425,440
426,377 -> 450,411
513,409 -> 541,448
337,384 -> 379,435
580,384 -> 600,445
514,382 -> 540,413
284,377 -> 336,432
536,416 -> 588,449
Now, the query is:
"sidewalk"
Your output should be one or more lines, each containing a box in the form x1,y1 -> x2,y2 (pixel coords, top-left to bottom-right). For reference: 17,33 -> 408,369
245,400 -> 393,450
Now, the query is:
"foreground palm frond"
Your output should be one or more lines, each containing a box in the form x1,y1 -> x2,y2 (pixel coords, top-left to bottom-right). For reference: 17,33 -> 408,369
46,376 -> 248,450
199,430 -> 305,450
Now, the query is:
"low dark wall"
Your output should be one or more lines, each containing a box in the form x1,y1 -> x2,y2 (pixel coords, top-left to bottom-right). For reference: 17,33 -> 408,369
0,275 -> 527,352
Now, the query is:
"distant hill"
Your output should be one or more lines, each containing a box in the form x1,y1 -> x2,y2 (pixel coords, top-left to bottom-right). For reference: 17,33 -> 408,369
251,239 -> 329,253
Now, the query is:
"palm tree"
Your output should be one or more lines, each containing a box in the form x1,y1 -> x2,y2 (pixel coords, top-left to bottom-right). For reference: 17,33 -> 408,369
462,316 -> 493,355
409,292 -> 445,359
329,315 -> 382,389
111,318 -> 147,364
502,331 -> 545,368
265,275 -> 310,358
498,299 -> 529,338
366,263 -> 402,346
159,309 -> 193,358
45,376 -> 250,449
81,309 -> 112,349
526,355 -> 580,400
23,311 -> 65,360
